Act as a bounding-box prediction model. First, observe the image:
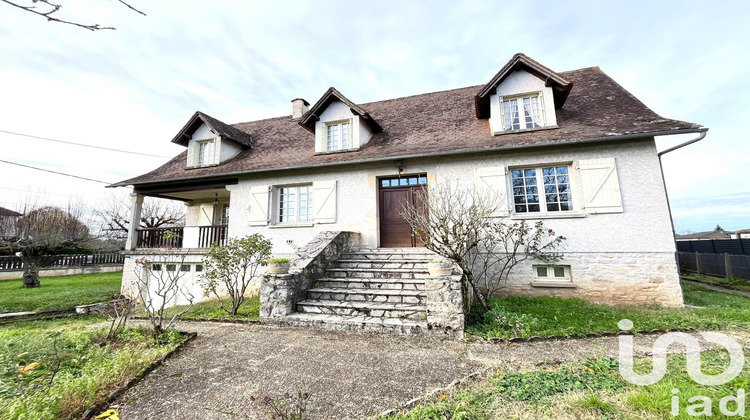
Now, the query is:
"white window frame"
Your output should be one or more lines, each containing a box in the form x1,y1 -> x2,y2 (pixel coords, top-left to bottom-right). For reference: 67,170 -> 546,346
195,139 -> 216,167
325,120 -> 351,152
276,184 -> 313,224
510,164 -> 574,215
533,265 -> 571,282
219,204 -> 230,225
501,92 -> 546,131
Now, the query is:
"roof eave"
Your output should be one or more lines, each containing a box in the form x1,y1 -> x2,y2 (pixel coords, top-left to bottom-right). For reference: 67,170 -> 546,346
110,127 -> 705,189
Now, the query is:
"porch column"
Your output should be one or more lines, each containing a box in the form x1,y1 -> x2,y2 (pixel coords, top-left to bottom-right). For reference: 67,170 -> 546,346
125,193 -> 144,251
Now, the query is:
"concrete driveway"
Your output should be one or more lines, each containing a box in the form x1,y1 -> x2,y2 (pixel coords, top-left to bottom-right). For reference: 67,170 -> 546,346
113,321 -> 747,419
114,322 -> 481,419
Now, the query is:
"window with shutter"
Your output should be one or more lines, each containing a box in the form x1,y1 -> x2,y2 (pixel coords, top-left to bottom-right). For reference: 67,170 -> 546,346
578,158 -> 623,214
475,167 -> 509,217
312,180 -> 337,223
248,185 -> 270,226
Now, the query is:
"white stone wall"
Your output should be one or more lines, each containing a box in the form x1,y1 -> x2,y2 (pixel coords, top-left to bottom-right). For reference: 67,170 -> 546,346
489,70 -> 558,134
128,137 -> 682,307
121,253 -> 261,306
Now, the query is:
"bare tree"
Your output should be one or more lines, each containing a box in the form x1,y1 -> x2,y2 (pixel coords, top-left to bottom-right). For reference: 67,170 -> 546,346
201,235 -> 272,315
0,200 -> 90,288
1,0 -> 145,31
94,192 -> 185,240
401,182 -> 565,311
130,250 -> 194,338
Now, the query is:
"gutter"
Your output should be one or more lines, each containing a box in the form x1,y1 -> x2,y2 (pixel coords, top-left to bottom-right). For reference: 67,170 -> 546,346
655,127 -> 709,275
111,127 -> 706,189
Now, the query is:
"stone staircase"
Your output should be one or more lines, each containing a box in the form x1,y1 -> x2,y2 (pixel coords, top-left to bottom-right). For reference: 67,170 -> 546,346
283,248 -> 436,334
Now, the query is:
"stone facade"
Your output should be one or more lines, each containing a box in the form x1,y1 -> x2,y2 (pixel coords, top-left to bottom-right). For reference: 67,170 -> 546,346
260,231 -> 360,319
496,252 -> 683,307
424,273 -> 464,338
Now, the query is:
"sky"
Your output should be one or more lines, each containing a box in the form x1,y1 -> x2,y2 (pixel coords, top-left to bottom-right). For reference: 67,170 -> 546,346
0,0 -> 748,234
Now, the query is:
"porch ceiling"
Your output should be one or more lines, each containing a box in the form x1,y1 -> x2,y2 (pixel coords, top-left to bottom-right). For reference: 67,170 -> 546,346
134,178 -> 237,202
155,188 -> 230,202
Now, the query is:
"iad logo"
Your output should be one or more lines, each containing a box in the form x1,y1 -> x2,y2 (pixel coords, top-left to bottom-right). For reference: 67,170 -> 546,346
617,319 -> 746,416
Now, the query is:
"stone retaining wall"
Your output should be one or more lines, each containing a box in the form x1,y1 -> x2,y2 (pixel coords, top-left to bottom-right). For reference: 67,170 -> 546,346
260,231 -> 360,319
0,264 -> 123,281
425,273 -> 464,338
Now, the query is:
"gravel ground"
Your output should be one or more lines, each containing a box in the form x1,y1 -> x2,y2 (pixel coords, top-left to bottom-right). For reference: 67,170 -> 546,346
112,321 -> 750,419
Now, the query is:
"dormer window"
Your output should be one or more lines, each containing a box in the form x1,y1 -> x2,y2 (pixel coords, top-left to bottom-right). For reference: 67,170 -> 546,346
326,120 -> 351,151
503,94 -> 544,131
195,139 -> 215,167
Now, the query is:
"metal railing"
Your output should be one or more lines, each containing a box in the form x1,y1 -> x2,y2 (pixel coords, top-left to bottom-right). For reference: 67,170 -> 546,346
136,227 -> 184,249
0,253 -> 125,271
679,251 -> 750,281
199,225 -> 228,248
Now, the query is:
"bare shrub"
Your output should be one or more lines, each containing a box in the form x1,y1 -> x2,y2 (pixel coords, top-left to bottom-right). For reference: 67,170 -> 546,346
402,182 -> 565,311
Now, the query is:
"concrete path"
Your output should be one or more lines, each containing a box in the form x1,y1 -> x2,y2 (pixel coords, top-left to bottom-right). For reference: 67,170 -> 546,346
112,322 -> 750,419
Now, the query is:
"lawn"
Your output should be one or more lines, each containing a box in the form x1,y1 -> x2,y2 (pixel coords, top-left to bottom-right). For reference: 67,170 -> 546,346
387,349 -> 750,419
0,316 -> 186,420
682,273 -> 750,292
466,282 -> 750,339
0,272 -> 122,313
137,295 -> 261,322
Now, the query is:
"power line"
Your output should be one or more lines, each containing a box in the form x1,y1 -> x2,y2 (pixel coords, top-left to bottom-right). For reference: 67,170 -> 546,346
0,159 -> 112,184
0,129 -> 172,158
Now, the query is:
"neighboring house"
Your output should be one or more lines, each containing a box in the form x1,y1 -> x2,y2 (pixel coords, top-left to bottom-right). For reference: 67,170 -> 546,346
112,53 -> 704,324
676,229 -> 735,241
0,206 -> 22,237
730,229 -> 750,240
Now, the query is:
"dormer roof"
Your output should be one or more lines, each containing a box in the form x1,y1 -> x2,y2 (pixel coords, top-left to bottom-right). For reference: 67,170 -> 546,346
298,87 -> 383,134
171,111 -> 254,148
475,53 -> 574,119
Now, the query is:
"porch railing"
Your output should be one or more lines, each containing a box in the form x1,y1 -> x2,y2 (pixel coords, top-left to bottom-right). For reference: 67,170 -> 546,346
199,225 -> 228,248
136,227 -> 184,249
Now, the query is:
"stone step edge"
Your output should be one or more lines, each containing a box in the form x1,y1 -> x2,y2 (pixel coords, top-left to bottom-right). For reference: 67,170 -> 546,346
308,287 -> 426,296
297,299 -> 426,312
333,259 -> 430,264
326,268 -> 429,273
284,312 -> 427,328
316,277 -> 426,284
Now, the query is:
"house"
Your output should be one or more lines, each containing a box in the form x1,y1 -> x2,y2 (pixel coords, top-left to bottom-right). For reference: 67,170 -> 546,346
676,228 -> 734,241
111,53 -> 704,334
0,206 -> 22,238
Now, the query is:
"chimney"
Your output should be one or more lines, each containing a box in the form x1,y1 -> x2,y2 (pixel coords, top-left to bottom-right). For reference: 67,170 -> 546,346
291,98 -> 310,119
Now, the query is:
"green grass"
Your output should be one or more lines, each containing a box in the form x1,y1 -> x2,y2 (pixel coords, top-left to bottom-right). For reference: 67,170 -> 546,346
682,273 -> 750,292
0,316 -> 185,420
387,349 -> 750,420
0,272 -> 121,313
466,282 -> 750,339
138,294 -> 261,321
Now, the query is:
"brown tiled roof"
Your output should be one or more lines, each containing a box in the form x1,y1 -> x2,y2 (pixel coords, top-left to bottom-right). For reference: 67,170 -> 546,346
171,111 -> 254,148
0,206 -> 22,217
111,66 -> 702,188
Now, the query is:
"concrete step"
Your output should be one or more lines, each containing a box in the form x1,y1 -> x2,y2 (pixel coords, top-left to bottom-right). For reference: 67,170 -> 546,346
316,278 -> 426,291
280,313 -> 429,335
307,288 -> 426,304
326,268 -> 430,279
331,259 -> 428,270
296,299 -> 426,320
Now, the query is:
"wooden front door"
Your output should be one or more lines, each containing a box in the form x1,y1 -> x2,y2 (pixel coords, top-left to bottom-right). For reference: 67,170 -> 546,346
378,175 -> 427,248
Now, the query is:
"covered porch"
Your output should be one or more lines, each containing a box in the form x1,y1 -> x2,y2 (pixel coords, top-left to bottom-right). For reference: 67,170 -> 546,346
124,178 -> 237,251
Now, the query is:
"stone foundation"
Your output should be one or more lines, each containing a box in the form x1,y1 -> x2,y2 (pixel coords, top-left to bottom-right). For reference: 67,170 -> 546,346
493,252 -> 684,307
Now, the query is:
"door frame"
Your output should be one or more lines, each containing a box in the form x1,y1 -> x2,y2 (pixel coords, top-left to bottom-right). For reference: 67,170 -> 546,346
377,173 -> 428,248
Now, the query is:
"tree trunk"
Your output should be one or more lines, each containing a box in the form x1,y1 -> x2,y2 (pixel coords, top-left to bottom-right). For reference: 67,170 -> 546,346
22,255 -> 41,288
